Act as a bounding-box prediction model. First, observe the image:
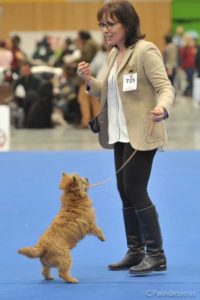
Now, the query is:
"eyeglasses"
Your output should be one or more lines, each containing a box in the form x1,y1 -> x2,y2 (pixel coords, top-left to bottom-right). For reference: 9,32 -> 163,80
98,21 -> 120,30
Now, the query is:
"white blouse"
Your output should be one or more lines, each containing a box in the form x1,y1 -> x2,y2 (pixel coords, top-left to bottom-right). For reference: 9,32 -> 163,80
107,60 -> 129,144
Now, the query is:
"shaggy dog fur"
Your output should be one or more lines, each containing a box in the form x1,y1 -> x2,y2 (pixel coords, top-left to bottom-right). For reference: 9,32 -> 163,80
18,172 -> 105,283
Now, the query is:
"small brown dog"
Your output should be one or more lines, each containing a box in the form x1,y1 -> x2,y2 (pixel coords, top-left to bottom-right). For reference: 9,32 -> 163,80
18,172 -> 105,283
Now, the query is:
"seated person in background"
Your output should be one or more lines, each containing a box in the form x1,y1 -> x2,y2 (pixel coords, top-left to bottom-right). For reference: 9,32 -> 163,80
12,61 -> 40,128
0,39 -> 13,85
32,36 -> 54,65
8,35 -> 26,77
54,65 -> 81,125
0,39 -> 13,69
54,37 -> 75,68
26,74 -> 54,129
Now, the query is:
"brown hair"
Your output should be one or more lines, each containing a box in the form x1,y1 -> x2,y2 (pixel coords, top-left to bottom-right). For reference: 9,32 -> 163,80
97,0 -> 145,48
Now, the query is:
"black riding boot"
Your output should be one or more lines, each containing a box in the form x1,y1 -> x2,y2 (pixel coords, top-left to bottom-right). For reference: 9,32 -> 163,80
129,205 -> 167,275
108,207 -> 145,270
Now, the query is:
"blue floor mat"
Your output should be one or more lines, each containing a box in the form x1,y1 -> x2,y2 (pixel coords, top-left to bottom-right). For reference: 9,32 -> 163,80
0,150 -> 200,299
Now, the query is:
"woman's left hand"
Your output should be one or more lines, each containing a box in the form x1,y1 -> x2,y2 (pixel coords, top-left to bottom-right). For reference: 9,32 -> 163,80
150,106 -> 165,122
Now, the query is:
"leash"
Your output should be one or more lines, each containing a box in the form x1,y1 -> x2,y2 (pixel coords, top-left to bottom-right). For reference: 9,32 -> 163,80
71,120 -> 155,191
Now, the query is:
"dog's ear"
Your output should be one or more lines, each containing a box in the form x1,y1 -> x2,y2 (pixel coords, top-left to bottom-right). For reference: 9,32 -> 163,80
72,176 -> 77,187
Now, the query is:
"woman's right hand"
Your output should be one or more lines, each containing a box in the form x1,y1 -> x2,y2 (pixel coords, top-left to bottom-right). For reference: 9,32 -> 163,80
77,61 -> 92,83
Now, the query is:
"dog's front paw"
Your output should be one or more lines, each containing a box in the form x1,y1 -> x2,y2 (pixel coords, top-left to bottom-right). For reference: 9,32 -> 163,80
63,275 -> 78,284
59,272 -> 78,283
68,277 -> 78,284
99,233 -> 106,241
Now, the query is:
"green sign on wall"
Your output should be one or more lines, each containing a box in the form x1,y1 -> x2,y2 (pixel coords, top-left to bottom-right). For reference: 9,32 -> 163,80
172,0 -> 200,39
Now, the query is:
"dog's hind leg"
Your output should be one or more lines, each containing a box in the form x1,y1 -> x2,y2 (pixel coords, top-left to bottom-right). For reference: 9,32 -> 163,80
90,224 -> 105,241
58,250 -> 78,283
42,266 -> 54,281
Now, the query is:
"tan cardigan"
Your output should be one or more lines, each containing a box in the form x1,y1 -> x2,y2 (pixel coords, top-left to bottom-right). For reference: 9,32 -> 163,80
88,39 -> 175,151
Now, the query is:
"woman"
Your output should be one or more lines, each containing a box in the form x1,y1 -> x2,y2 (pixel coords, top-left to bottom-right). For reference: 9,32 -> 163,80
163,34 -> 177,86
179,34 -> 197,96
77,0 -> 174,275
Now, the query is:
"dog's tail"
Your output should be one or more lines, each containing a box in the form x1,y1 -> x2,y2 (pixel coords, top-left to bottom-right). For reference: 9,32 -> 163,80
18,244 -> 44,258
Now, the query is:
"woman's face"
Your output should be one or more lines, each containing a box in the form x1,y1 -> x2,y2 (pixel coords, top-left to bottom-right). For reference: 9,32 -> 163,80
100,14 -> 127,50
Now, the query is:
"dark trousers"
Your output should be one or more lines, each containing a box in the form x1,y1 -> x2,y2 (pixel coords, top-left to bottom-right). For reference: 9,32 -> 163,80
184,67 -> 195,96
114,142 -> 157,210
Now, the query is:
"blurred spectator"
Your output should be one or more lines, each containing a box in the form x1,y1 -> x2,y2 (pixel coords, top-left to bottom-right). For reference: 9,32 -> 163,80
163,34 -> 177,85
76,31 -> 99,64
0,40 -> 13,68
32,36 -> 54,64
63,37 -> 82,65
172,26 -> 186,92
90,42 -> 108,77
54,37 -> 75,67
195,43 -> 200,77
0,40 -> 13,84
12,61 -> 40,127
75,30 -> 99,128
179,34 -> 197,96
26,76 -> 54,128
173,26 -> 185,70
172,25 -> 185,54
8,35 -> 26,76
54,65 -> 81,125
173,26 -> 185,49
